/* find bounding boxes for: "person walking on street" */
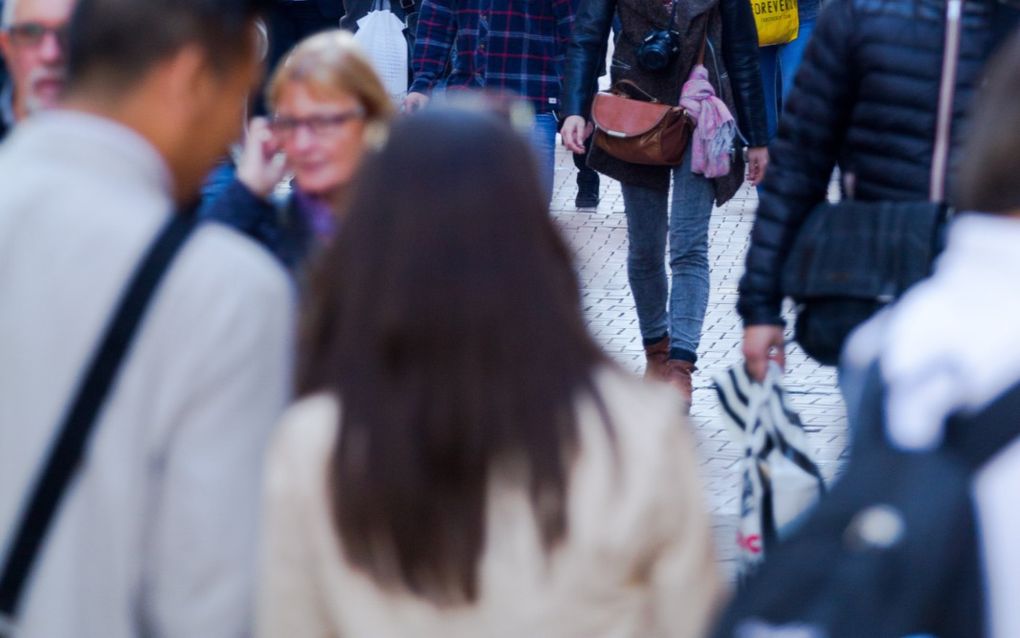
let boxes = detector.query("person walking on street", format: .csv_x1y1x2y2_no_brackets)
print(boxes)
401,0,573,199
738,0,1020,384
0,0,293,635
561,0,769,409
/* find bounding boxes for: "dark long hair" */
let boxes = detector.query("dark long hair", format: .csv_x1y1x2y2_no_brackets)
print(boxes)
297,108,611,605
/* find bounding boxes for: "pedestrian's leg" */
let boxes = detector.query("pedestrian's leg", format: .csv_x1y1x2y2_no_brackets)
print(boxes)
665,149,715,406
777,18,816,105
758,45,780,141
621,183,670,377
529,113,559,203
573,139,600,208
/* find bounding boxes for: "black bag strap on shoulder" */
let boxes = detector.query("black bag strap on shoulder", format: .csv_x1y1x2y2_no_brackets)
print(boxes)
944,378,1020,471
0,210,199,635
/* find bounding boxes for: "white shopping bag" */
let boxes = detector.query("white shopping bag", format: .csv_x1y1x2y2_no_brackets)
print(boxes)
353,0,409,104
713,362,826,581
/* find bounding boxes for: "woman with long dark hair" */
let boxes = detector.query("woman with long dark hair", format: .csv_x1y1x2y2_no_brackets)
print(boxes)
257,109,721,637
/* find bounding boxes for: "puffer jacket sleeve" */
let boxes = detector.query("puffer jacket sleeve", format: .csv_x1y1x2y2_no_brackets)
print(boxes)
561,0,616,118
736,0,857,326
719,0,768,148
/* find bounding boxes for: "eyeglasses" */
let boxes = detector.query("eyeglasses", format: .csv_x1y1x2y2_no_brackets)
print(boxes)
269,109,365,138
4,22,67,48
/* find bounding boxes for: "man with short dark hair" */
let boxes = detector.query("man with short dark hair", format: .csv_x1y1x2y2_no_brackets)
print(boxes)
0,1,292,636
0,0,75,136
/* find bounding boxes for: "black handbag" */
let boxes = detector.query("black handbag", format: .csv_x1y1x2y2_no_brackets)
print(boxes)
779,0,962,366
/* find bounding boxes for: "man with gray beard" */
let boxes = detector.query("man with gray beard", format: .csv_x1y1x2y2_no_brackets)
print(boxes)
0,0,74,137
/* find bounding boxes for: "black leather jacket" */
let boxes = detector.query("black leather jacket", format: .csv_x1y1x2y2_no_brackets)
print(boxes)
562,0,768,149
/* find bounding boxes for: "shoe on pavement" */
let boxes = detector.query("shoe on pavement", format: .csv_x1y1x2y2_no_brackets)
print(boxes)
643,336,670,381
666,359,695,413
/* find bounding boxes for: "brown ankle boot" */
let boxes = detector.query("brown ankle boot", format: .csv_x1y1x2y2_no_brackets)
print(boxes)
666,360,696,411
643,336,670,380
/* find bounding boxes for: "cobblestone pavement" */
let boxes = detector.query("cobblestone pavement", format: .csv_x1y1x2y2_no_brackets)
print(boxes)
548,146,849,578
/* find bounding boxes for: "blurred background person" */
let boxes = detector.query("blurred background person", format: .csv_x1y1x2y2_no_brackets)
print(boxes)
0,0,293,635
841,33,1020,637
202,30,394,274
739,0,1020,383
757,0,817,143
0,0,75,138
401,0,573,201
257,108,721,638
561,0,769,409
263,0,343,113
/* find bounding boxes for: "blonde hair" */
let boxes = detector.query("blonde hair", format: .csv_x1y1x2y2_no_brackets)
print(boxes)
268,30,395,125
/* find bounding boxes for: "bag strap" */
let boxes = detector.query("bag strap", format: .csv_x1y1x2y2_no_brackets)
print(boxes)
0,210,199,633
944,379,1020,471
929,0,964,203
858,359,1020,472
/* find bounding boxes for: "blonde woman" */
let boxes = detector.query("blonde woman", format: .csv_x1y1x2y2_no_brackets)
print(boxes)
203,30,394,272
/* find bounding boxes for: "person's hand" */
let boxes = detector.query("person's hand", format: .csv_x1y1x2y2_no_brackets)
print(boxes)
745,146,770,186
742,325,786,382
561,115,593,154
236,117,288,198
402,91,430,113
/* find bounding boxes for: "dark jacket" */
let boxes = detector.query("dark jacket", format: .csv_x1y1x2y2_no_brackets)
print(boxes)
737,0,1016,327
200,178,314,274
562,0,768,202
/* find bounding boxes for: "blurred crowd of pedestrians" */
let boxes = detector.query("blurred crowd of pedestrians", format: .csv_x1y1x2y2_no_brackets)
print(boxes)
0,0,1018,636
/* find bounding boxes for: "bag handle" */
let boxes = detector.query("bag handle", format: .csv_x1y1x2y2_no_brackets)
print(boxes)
929,0,964,203
0,209,199,634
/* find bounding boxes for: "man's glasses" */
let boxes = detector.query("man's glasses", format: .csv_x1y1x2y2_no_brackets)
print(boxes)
269,109,365,138
4,22,67,48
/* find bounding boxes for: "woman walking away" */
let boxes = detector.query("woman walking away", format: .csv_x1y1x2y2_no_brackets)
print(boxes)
561,0,769,411
257,108,722,638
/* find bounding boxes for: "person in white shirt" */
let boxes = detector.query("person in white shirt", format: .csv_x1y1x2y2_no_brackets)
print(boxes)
0,0,293,636
843,33,1020,638
258,108,722,638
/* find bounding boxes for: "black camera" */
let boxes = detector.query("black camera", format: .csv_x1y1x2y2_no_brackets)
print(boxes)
636,28,682,72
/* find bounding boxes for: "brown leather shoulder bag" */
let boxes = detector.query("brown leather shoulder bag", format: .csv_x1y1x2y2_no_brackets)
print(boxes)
591,80,693,166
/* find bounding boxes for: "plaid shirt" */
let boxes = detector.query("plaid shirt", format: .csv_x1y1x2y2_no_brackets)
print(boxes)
409,0,573,113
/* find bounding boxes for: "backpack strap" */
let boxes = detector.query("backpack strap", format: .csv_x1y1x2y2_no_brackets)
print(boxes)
944,379,1020,471
0,209,199,634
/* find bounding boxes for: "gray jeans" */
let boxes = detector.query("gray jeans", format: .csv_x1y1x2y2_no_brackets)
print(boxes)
620,147,715,363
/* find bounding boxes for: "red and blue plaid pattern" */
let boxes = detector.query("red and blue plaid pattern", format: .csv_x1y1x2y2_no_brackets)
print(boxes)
409,0,574,113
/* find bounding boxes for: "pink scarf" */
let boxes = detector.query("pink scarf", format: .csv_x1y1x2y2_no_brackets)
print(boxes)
679,64,735,178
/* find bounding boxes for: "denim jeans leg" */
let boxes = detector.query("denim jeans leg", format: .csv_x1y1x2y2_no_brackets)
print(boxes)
620,182,670,343
530,113,558,202
777,17,816,104
667,149,715,363
758,45,780,141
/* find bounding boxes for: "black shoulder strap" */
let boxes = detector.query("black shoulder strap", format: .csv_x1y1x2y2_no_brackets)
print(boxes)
944,379,1020,471
857,358,1020,472
0,210,199,631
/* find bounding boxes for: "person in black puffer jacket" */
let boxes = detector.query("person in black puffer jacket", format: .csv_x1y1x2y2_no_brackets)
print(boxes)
739,0,1020,382
561,0,769,410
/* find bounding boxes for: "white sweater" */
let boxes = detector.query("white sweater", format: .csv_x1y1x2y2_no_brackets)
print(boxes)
846,213,1020,638
0,111,295,637
258,368,722,638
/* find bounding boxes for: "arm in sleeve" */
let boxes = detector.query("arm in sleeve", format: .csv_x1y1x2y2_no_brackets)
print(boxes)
649,421,726,638
736,0,857,326
720,0,769,148
561,0,615,117
199,178,281,254
408,0,457,94
553,0,575,65
141,261,295,637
